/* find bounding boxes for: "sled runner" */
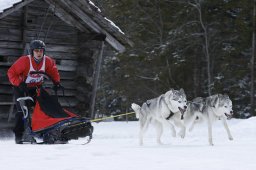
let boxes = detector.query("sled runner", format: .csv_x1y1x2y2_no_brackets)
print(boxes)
17,72,93,144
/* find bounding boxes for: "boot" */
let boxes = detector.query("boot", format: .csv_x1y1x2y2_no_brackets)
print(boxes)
15,135,23,144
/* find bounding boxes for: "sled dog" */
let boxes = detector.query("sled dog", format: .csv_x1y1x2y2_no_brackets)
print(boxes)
131,88,187,145
184,94,233,145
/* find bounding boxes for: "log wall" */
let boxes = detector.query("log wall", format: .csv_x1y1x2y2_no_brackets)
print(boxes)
0,0,103,123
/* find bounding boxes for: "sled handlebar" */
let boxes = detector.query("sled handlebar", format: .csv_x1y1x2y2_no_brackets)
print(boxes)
30,71,51,81
16,97,34,118
30,71,64,95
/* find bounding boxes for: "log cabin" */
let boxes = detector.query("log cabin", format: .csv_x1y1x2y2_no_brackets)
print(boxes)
0,0,133,127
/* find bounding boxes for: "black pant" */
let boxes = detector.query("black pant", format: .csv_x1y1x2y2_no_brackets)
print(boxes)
13,86,36,138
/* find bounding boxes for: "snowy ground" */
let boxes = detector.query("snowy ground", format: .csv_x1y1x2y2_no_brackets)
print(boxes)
0,117,256,170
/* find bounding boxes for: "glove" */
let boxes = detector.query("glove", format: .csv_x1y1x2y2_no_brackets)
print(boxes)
18,82,27,92
52,83,63,92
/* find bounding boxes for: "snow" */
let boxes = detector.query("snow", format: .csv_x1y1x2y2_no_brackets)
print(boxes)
88,0,101,13
0,117,256,170
0,0,21,13
104,17,125,34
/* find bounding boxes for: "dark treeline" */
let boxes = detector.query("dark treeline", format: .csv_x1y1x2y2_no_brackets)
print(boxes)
93,0,255,119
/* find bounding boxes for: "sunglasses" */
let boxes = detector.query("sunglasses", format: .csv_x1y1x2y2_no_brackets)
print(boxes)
33,49,44,53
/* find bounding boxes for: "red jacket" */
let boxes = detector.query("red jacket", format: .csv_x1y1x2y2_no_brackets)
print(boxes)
7,55,60,87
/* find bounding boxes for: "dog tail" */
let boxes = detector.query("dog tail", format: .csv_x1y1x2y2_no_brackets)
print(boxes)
131,103,141,119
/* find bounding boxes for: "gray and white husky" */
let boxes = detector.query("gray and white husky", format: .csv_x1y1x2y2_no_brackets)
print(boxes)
131,89,187,145
184,94,233,145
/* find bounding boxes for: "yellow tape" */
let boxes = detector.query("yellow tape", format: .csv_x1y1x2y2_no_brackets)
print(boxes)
91,111,135,122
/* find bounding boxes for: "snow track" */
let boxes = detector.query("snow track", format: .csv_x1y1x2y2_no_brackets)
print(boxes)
0,118,256,170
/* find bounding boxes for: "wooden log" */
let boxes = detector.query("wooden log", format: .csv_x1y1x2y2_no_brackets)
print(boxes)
0,48,22,56
0,20,21,27
59,71,76,80
0,10,22,18
0,62,12,67
58,97,79,107
0,67,10,76
33,86,77,97
0,106,12,114
57,64,76,71
0,102,14,105
43,80,76,89
25,26,78,35
46,45,78,53
0,41,23,49
0,27,22,35
45,51,77,59
58,0,126,52
0,35,22,42
0,95,13,103
0,122,14,128
28,0,50,9
24,36,78,46
0,56,19,63
45,0,86,31
0,80,11,85
25,21,78,32
60,60,78,66
0,114,9,119
3,10,23,17
0,0,35,19
24,29,78,40
0,86,13,94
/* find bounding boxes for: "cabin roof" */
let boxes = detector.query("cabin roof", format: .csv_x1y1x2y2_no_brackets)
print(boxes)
0,0,133,52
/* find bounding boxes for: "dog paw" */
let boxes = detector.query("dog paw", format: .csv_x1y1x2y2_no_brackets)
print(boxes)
178,131,185,138
139,139,144,146
209,138,213,146
157,140,164,145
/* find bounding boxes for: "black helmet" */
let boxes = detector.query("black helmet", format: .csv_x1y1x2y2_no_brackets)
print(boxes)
30,40,46,55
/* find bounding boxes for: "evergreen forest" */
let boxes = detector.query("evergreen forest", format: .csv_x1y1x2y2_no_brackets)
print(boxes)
93,0,256,119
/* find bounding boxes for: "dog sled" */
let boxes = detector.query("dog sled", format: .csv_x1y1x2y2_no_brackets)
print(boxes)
17,72,93,144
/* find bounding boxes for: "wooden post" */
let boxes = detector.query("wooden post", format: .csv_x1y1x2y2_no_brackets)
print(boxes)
22,6,28,54
90,41,105,119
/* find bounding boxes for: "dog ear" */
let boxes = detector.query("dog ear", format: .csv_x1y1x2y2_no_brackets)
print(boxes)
223,94,229,99
164,89,173,101
207,94,219,108
169,88,174,92
180,88,185,94
212,95,219,108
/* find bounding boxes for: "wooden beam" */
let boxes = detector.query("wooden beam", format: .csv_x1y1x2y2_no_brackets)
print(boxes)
77,0,134,48
57,0,126,52
44,0,86,32
22,6,29,55
0,0,35,19
90,41,104,119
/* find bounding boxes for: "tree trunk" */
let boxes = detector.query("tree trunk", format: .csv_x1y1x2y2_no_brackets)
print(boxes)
251,0,256,116
189,1,212,96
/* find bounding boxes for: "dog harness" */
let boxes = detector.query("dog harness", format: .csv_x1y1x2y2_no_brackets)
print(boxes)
160,96,175,120
25,55,46,85
165,111,174,120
